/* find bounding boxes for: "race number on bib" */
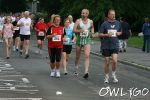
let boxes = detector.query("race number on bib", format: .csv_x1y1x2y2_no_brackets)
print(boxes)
108,29,117,37
38,31,44,36
52,35,61,42
80,30,89,37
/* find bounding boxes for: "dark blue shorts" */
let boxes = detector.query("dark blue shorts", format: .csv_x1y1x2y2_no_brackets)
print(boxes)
102,49,119,57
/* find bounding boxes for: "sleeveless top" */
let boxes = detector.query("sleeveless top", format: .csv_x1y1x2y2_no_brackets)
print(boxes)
3,24,13,38
76,18,92,46
64,26,74,45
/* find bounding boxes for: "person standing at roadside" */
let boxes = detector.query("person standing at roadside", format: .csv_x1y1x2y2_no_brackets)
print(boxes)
142,17,150,53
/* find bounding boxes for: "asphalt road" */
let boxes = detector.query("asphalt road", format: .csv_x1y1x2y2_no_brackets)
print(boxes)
0,38,149,100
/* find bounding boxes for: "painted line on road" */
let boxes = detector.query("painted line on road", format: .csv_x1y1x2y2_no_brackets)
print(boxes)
90,51,150,71
22,78,30,83
0,88,39,92
0,75,23,77
0,79,17,82
0,67,14,69
0,98,42,100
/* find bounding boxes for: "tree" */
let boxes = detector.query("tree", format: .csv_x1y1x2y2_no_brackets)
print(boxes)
36,0,150,32
1,0,28,13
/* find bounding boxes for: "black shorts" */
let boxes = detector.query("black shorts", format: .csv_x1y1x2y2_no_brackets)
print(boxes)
20,35,30,41
102,49,119,57
13,31,20,39
63,45,72,54
48,48,62,63
37,36,45,41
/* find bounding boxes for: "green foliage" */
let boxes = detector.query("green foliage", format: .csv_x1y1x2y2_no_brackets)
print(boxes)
128,36,143,48
1,0,147,33
0,0,28,12
57,0,150,32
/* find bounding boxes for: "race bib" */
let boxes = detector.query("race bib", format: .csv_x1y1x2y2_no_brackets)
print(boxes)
38,31,44,36
52,35,61,42
80,30,89,37
108,29,117,37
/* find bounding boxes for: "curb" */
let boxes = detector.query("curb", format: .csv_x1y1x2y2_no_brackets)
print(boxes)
90,51,150,71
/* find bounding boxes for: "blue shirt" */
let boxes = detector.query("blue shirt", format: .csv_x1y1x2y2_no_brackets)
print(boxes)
99,20,122,49
142,22,150,36
64,27,74,45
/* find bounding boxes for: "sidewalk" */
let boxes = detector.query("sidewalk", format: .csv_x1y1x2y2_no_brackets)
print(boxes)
90,41,150,71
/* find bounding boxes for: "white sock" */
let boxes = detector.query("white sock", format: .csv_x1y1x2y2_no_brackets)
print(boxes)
51,69,55,72
105,74,109,77
56,69,60,72
112,71,116,76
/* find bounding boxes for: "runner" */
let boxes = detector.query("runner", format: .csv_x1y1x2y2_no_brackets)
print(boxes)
2,16,14,59
46,15,64,78
97,9,122,83
62,18,76,75
12,16,20,52
0,15,4,43
17,11,32,59
68,15,74,30
34,17,47,54
118,17,132,52
47,14,55,28
142,17,150,53
73,9,94,79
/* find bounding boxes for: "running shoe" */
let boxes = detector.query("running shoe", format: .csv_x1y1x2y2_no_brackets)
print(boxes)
25,54,29,59
56,70,61,78
112,73,118,83
104,74,109,83
83,73,89,79
50,71,55,77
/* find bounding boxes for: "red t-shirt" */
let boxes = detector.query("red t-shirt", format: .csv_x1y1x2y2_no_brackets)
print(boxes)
47,21,52,28
47,26,64,48
35,22,47,36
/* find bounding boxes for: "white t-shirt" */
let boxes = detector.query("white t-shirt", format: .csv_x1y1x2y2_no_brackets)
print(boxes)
18,17,31,35
69,22,74,30
0,17,3,31
11,16,16,22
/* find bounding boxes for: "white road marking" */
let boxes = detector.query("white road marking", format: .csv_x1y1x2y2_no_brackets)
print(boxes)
0,75,23,77
0,79,17,82
0,88,39,92
22,78,30,83
0,98,42,100
5,64,11,67
0,67,14,70
4,83,13,86
56,91,63,95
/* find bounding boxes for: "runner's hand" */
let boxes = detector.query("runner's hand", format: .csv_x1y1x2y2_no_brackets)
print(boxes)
107,33,113,37
52,33,57,37
79,29,85,33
